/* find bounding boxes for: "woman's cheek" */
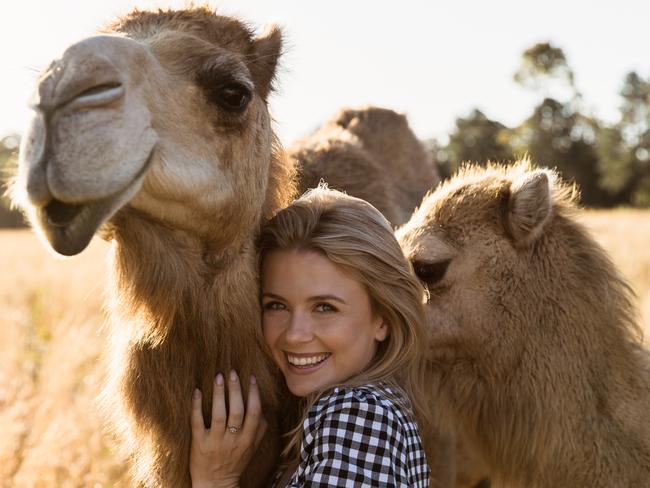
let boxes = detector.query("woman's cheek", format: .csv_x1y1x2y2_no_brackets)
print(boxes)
262,315,281,348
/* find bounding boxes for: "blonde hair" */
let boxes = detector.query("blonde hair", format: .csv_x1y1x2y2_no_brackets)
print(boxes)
259,186,434,461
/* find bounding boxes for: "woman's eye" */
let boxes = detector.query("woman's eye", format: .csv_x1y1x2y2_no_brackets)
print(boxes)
263,301,286,311
412,259,451,287
315,303,336,313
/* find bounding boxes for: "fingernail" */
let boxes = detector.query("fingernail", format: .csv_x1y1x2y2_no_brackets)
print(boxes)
215,373,224,386
250,374,257,385
230,370,238,382
193,389,200,400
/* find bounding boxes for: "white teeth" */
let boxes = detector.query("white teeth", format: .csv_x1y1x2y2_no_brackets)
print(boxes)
286,353,329,366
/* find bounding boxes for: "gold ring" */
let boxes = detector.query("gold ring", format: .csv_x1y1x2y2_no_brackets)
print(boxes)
227,425,240,434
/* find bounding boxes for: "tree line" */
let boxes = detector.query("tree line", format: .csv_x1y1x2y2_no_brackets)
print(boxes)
430,42,650,207
1,41,649,227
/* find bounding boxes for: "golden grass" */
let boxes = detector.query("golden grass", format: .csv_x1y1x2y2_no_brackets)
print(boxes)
578,209,650,344
0,231,129,488
0,209,648,486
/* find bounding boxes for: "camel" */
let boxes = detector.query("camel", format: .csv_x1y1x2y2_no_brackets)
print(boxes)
12,6,290,487
10,6,444,487
397,162,650,487
289,105,438,226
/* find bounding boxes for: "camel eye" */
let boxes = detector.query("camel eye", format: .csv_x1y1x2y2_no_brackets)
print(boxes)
196,67,252,113
216,83,251,112
412,260,450,287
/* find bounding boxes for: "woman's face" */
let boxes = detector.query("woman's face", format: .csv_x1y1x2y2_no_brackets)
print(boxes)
261,249,389,397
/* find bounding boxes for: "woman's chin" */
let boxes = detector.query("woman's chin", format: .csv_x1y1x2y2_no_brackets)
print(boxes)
285,374,331,397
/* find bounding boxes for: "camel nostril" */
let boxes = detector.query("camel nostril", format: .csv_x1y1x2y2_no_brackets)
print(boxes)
66,82,125,110
44,199,84,227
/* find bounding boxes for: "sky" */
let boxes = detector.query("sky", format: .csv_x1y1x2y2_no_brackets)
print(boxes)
1,0,649,146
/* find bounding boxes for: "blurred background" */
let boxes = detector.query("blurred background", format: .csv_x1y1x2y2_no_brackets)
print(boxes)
1,1,649,486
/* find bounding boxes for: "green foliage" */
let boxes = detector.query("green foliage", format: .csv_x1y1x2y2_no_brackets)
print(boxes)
593,72,650,206
425,44,650,208
521,98,607,205
445,109,514,170
514,42,575,100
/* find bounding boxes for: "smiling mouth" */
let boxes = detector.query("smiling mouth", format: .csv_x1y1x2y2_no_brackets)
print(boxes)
285,353,331,369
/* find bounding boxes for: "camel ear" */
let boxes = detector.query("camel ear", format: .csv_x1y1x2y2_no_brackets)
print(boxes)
507,170,553,247
250,24,282,100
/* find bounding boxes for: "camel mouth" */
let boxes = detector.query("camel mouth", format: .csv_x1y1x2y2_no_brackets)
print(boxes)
37,196,113,256
44,199,85,228
37,148,156,256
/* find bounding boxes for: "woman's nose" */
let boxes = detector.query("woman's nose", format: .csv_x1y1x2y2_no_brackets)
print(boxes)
285,313,315,344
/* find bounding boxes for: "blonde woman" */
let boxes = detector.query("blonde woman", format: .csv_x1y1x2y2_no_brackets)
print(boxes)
190,187,433,487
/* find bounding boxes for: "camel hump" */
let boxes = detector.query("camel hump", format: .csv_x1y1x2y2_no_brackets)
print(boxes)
289,106,439,226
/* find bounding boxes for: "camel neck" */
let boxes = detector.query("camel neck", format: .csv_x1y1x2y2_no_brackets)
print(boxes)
107,206,280,400
108,208,258,337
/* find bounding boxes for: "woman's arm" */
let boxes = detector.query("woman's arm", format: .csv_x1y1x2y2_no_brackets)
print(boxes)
190,371,267,488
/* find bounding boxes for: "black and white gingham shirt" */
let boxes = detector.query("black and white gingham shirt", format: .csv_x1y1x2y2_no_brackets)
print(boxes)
278,382,430,487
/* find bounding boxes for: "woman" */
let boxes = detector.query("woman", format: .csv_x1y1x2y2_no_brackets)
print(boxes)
190,187,433,487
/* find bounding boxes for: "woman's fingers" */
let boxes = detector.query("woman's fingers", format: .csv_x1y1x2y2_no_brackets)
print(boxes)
211,373,227,431
190,388,205,435
254,416,269,450
242,375,263,440
226,370,245,432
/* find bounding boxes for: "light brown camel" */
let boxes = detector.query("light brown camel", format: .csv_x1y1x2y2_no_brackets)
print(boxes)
289,105,439,226
13,7,291,487
11,6,447,487
397,162,650,487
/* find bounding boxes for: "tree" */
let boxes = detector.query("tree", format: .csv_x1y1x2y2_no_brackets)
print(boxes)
513,43,611,206
514,42,576,101
597,71,650,206
445,109,514,172
517,98,607,206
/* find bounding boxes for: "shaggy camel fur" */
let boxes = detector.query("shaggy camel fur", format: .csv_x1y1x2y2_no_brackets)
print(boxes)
14,7,292,487
289,105,439,225
397,162,650,487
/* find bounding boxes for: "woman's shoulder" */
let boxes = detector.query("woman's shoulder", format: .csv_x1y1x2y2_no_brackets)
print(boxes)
307,381,415,434
293,382,430,487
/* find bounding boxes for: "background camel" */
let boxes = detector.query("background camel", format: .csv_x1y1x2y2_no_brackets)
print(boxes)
397,162,650,487
289,105,438,226
10,6,445,487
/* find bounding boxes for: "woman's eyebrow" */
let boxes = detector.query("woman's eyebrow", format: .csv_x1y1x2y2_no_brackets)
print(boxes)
261,292,285,300
309,294,347,305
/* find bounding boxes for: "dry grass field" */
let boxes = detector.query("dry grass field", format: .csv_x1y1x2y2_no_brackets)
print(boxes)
0,209,648,487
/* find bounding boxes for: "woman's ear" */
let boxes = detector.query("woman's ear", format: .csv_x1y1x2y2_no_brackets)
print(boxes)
374,318,390,342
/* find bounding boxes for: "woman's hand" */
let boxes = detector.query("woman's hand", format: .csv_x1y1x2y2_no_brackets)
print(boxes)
190,370,267,488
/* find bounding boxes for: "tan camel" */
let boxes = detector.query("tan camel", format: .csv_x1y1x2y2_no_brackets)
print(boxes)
13,6,292,487
289,105,439,225
397,162,650,487
11,6,446,487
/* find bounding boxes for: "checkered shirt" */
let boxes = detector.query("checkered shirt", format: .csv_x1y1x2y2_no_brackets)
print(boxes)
280,382,430,487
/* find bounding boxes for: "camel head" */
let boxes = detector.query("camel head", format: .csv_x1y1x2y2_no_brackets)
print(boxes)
397,161,639,382
12,7,284,256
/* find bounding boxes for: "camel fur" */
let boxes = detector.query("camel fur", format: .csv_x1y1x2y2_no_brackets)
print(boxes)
289,105,439,226
397,162,650,488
